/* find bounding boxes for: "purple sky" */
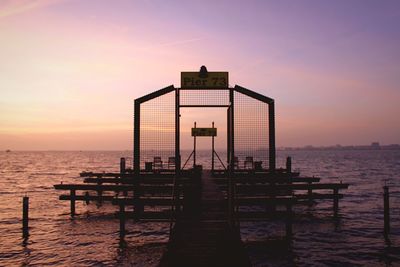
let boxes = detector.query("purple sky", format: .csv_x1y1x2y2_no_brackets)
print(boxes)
0,0,399,150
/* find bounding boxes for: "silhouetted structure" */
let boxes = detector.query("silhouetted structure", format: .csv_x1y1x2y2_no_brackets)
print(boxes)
54,67,349,266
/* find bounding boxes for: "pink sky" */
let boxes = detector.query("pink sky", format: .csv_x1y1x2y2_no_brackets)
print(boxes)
0,0,399,150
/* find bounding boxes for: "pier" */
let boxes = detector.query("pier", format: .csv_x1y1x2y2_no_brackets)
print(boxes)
53,67,350,265
54,165,349,264
159,170,251,267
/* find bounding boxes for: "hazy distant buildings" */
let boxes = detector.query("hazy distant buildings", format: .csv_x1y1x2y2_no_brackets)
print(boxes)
370,142,380,149
278,142,400,151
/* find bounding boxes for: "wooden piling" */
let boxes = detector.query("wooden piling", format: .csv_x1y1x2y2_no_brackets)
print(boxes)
119,204,126,238
70,189,76,217
285,202,293,237
333,188,339,216
22,196,29,237
286,156,292,173
120,157,126,175
85,191,90,205
308,181,312,203
384,186,390,235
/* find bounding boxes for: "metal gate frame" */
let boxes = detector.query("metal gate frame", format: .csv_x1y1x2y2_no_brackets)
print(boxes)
133,85,275,176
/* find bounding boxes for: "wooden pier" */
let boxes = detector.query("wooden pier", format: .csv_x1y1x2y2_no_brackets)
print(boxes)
54,162,349,265
52,70,352,265
159,170,251,267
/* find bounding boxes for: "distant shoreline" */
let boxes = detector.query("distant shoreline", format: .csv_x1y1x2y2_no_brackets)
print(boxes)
3,145,400,152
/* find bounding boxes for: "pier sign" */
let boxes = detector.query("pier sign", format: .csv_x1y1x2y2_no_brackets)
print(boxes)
192,127,217,137
181,72,228,89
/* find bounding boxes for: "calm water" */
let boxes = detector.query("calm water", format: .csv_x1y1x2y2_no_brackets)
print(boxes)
1,150,400,266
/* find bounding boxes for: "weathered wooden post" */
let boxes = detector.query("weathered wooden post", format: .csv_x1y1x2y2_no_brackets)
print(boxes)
308,181,313,203
333,188,339,217
285,202,293,237
286,156,292,173
70,189,76,217
85,191,90,205
22,196,29,238
384,186,390,235
119,204,126,238
120,157,126,175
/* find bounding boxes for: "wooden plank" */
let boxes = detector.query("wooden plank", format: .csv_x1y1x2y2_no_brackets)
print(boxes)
83,177,190,185
54,184,174,191
237,211,292,220
235,197,295,205
113,197,182,206
295,193,344,200
234,194,344,205
234,183,349,191
59,195,115,201
80,171,177,178
119,211,174,220
213,176,321,184
159,170,251,267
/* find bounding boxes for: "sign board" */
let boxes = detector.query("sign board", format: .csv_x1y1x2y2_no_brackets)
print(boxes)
191,128,217,137
181,72,228,89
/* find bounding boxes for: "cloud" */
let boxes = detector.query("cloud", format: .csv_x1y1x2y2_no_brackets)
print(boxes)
0,0,65,19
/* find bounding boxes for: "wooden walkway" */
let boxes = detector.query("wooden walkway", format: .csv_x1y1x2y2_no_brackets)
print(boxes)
159,170,251,267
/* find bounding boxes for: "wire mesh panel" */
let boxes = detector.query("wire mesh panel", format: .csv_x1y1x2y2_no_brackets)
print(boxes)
138,91,175,170
180,89,229,106
234,90,269,170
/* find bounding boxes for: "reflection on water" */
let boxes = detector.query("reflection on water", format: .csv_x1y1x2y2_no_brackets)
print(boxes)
0,150,400,266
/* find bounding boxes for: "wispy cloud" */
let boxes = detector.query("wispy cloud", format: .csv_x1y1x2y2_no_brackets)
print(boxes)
138,37,205,52
0,0,65,19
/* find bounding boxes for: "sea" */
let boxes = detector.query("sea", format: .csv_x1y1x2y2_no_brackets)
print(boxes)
1,150,400,266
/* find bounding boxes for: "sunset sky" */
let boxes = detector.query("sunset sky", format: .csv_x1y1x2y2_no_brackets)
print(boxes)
0,0,399,150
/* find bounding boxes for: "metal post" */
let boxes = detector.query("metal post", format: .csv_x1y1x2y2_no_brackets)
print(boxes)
22,196,29,238
193,122,197,168
71,189,76,217
268,101,276,173
134,100,140,176
175,87,181,212
227,107,231,166
228,88,235,227
120,157,126,176
134,100,142,217
384,186,390,235
212,121,215,172
286,156,292,173
175,88,180,175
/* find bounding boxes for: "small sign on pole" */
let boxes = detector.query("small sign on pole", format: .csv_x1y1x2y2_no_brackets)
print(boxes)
192,128,217,137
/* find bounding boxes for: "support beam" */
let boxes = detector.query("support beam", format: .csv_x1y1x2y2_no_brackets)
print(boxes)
193,122,197,168
333,188,339,216
384,186,390,235
134,99,142,217
70,189,76,217
134,100,140,176
175,87,181,212
212,122,215,172
285,202,293,238
120,157,126,176
268,101,276,173
228,88,235,227
119,204,126,238
22,196,29,238
286,157,292,173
